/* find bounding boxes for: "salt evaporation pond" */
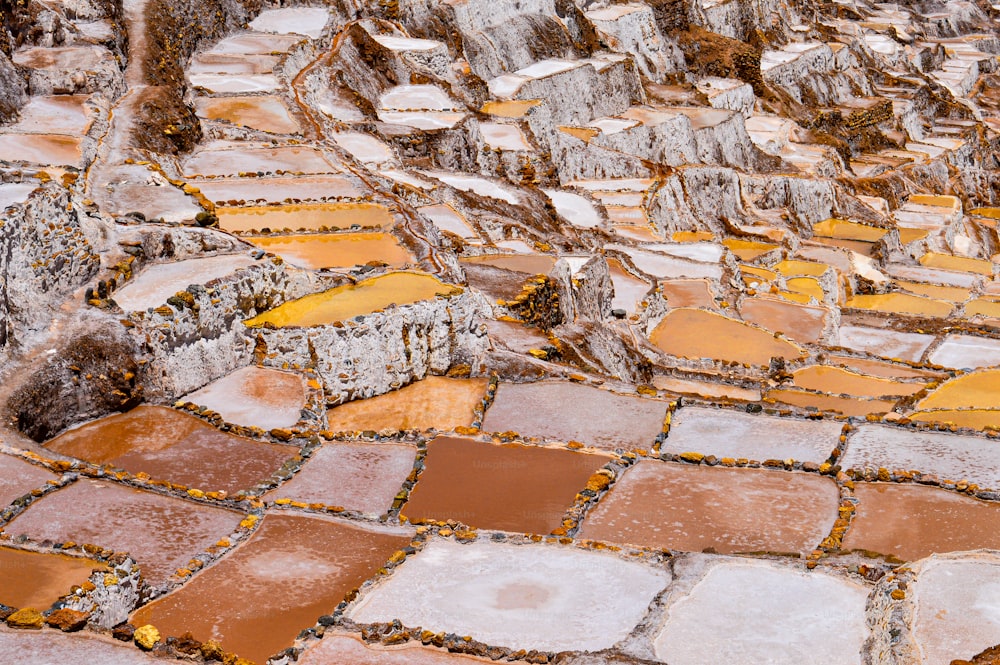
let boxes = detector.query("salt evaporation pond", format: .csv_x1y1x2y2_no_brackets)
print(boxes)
650,308,804,365
297,633,499,664
245,272,462,328
326,376,487,432
247,232,414,270
262,442,416,517
111,254,255,312
0,547,102,610
401,436,608,533
0,454,57,506
182,366,306,430
217,202,394,233
653,559,868,665
195,175,363,205
928,334,1000,369
45,405,296,494
0,625,165,664
6,479,242,585
578,460,839,555
348,539,670,652
194,96,300,134
132,513,411,664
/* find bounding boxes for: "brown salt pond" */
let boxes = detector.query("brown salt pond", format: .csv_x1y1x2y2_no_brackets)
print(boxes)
5,479,242,585
263,442,415,516
326,376,487,432
907,409,1000,431
738,296,829,344
790,365,926,398
194,175,363,205
844,483,1000,562
246,232,414,270
0,454,56,507
182,366,306,430
297,633,502,664
481,381,669,452
0,134,82,166
401,436,607,534
131,513,411,664
217,202,394,233
194,96,300,134
660,279,716,309
649,308,804,366
245,272,462,328
0,547,102,610
45,406,297,494
578,461,839,555
763,387,896,417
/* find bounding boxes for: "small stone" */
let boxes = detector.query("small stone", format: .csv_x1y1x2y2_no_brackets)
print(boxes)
45,608,89,632
6,608,44,629
112,622,135,641
134,624,160,650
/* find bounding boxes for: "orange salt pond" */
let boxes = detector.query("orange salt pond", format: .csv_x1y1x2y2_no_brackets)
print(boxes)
721,238,777,261
0,454,56,507
0,135,82,167
459,254,556,275
326,376,487,432
844,292,954,318
917,368,1000,411
812,218,887,242
263,442,416,517
194,96,300,134
660,279,716,309
45,406,296,494
131,513,411,664
738,296,829,344
0,547,102,610
895,280,970,303
195,175,363,205
182,366,306,430
6,479,242,585
217,202,394,233
245,272,462,328
246,233,414,270
763,387,896,417
826,355,942,380
578,461,839,555
649,308,804,366
400,436,607,534
790,366,926,397
481,381,669,451
844,483,1000,562
907,409,1000,431
919,252,994,276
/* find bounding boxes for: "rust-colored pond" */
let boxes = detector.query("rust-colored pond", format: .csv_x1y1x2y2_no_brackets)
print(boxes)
401,436,608,534
578,460,839,555
649,308,804,366
45,406,296,494
0,547,102,610
131,513,411,664
843,483,1000,562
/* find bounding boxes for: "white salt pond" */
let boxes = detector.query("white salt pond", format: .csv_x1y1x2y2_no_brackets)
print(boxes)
543,189,602,228
182,366,306,430
421,172,520,205
653,559,868,665
0,625,163,664
928,334,1000,370
184,144,339,177
418,204,478,240
663,406,841,463
837,325,935,363
188,73,281,94
840,424,1000,488
348,539,669,652
112,254,255,311
911,553,1000,665
248,8,330,39
0,183,36,209
480,124,532,151
333,133,397,165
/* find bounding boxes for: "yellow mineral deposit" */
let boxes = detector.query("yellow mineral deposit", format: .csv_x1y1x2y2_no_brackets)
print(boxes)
918,252,994,276
245,272,462,327
811,218,888,242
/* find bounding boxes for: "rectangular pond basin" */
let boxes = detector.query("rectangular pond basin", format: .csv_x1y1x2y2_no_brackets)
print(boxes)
111,254,255,312
217,203,393,233
662,406,841,463
0,454,57,507
0,547,102,611
296,633,501,664
844,483,1000,562
738,296,830,344
578,460,839,555
5,479,242,585
183,145,339,177
246,232,415,270
348,538,670,653
763,387,897,417
45,406,297,495
131,513,412,664
194,96,300,134
836,325,934,363
245,272,462,328
400,436,608,534
0,624,165,664
182,366,306,430
326,376,488,433
653,559,868,665
649,308,805,366
0,134,82,167
841,424,1000,489
263,442,416,516
929,334,1000,370
481,381,669,452
7,95,94,134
